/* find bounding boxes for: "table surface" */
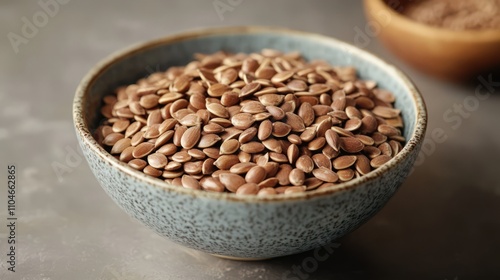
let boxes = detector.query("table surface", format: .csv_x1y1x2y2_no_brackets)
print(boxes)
1,1,500,279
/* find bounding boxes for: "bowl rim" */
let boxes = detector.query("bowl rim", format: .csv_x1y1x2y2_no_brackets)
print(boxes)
365,0,500,40
73,26,427,202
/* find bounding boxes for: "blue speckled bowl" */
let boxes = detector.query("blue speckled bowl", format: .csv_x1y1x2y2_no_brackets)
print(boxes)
73,27,427,260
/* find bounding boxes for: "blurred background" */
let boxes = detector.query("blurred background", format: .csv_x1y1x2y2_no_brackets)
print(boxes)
1,0,499,279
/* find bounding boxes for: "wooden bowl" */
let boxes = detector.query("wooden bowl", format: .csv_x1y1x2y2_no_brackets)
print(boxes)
364,0,500,81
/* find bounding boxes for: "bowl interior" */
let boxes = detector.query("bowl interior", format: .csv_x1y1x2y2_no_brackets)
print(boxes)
84,29,419,143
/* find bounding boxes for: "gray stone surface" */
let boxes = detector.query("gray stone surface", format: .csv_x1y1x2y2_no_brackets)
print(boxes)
0,0,499,279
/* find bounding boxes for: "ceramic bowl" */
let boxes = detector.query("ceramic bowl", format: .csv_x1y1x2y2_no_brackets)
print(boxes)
73,26,427,259
364,0,500,81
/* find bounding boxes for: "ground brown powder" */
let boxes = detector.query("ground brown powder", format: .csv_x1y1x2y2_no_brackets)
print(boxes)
401,0,500,30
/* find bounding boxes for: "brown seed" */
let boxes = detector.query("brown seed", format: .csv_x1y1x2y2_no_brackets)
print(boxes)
378,124,400,137
344,118,362,131
172,75,192,93
162,170,184,179
203,123,225,134
258,120,273,140
257,177,279,189
258,188,277,196
363,146,382,158
308,137,326,151
238,151,252,163
263,162,279,177
241,101,266,114
287,134,302,145
219,173,246,192
119,146,135,162
128,158,147,170
125,122,142,138
170,177,182,187
303,177,322,190
178,114,201,127
355,134,375,146
285,112,306,132
331,126,354,138
144,124,161,139
338,169,355,181
272,122,292,137
359,115,378,134
258,94,284,107
220,91,240,107
372,132,388,145
284,186,306,194
298,102,315,126
230,162,257,174
312,167,339,183
202,158,215,175
112,120,130,133
289,168,305,186
379,142,393,157
269,152,288,163
371,155,392,168
143,165,162,177
157,143,177,156
300,127,316,142
356,96,375,109
159,119,178,134
172,151,191,163
340,137,364,153
296,155,314,173
276,164,293,185
180,126,201,149
208,83,230,97
198,134,221,148
206,103,229,118
181,175,201,190
103,132,125,146
287,79,308,91
184,161,203,175
231,113,255,130
147,153,168,169
312,153,331,169
271,70,295,83
189,93,207,110
236,183,259,195
132,142,155,158
165,161,182,171
214,155,240,170
287,144,299,164
372,106,401,118
200,177,225,192
239,82,261,97
239,127,258,143
188,149,206,160
245,166,267,184
333,155,357,170
111,138,131,154
159,92,183,105
260,139,281,153
140,94,160,109
220,139,240,155
355,155,371,175
324,129,340,151
203,147,220,159
240,142,265,154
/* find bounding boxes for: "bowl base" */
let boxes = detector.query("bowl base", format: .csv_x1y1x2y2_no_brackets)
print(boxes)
210,253,272,261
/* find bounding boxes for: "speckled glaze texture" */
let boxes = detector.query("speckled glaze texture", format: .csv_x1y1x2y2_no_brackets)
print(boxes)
73,27,427,259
